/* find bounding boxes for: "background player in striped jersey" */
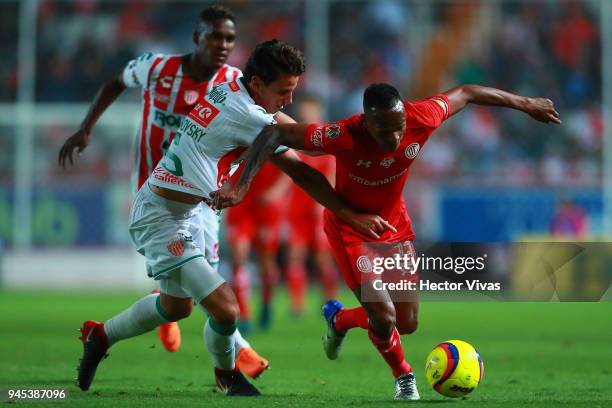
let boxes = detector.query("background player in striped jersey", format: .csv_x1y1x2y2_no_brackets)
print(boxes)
213,83,561,400
285,95,338,316
57,5,267,379
226,163,290,332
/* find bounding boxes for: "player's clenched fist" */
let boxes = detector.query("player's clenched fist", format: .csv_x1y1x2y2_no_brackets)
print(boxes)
58,129,90,168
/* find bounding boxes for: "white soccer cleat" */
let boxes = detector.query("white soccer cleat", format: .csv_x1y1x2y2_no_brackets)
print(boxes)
394,373,420,401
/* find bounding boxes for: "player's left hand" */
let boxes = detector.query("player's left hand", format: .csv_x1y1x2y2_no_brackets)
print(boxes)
524,98,562,124
210,185,247,210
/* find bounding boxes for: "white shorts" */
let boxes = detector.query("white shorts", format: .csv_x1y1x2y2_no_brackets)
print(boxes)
129,183,210,280
192,204,221,270
159,256,224,303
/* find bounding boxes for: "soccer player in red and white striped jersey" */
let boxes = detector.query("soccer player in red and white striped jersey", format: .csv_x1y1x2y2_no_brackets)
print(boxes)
59,5,267,381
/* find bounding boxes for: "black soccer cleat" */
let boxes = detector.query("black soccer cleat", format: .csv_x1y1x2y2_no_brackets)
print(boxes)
77,320,110,391
215,368,261,397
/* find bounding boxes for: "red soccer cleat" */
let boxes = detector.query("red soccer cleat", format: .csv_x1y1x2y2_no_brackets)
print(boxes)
77,320,109,391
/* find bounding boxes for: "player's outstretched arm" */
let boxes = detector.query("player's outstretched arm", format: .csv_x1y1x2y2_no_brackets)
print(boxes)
270,150,396,239
443,84,562,124
58,73,127,168
210,124,396,239
211,123,310,206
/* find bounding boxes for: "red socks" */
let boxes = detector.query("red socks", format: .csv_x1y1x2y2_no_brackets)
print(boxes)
368,327,412,377
232,266,251,320
319,264,338,299
333,306,369,332
286,263,307,313
334,305,412,378
260,264,278,305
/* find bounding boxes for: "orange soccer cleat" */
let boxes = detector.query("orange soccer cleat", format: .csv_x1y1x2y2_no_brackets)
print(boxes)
157,321,181,352
151,289,181,352
235,347,270,379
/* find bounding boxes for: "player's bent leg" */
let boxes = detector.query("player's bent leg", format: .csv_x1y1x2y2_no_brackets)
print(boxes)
286,244,308,316
361,296,418,400
197,303,270,379
394,301,419,335
315,250,339,300
150,288,187,353
201,284,260,397
178,258,260,396
258,254,278,330
77,291,182,391
230,239,253,334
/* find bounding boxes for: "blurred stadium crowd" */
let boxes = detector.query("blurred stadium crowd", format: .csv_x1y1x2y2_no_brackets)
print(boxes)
0,0,602,188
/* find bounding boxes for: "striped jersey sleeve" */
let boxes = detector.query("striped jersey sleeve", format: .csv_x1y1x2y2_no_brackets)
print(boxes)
122,53,162,88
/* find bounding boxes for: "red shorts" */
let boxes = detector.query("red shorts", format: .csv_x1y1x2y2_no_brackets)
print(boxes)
226,200,283,255
323,210,415,290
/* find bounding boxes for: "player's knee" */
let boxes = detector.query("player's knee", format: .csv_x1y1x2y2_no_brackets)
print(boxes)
368,306,396,336
163,302,193,322
397,318,418,335
211,303,240,327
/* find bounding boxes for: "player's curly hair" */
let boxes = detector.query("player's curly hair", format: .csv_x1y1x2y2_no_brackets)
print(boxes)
243,39,305,85
196,5,235,32
363,83,403,111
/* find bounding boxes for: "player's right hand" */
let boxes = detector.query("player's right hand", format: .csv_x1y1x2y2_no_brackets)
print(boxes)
343,212,397,240
209,185,247,211
58,129,90,168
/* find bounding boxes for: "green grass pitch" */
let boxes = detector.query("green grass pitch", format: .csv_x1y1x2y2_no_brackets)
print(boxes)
1,290,610,407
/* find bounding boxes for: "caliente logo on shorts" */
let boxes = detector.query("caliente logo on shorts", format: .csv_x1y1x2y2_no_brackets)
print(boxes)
356,255,373,273
405,143,420,159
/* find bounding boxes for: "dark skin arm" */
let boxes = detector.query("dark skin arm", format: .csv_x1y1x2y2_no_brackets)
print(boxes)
58,73,127,167
443,84,562,124
210,126,396,239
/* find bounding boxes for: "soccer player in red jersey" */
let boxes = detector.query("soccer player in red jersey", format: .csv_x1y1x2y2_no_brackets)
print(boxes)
58,6,267,379
226,163,290,331
286,96,338,314
212,83,561,400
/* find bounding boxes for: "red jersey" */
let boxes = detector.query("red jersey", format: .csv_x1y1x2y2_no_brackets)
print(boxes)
122,53,241,190
304,94,451,241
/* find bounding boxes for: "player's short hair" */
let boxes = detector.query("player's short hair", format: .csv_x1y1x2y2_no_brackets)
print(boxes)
196,5,235,33
243,39,305,85
363,83,403,111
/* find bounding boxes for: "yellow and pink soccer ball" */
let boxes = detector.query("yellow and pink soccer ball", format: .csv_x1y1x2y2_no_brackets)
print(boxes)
425,339,484,398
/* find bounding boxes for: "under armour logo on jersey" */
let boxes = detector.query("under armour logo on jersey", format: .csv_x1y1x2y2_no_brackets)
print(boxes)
357,160,372,168
405,143,420,159
380,157,395,168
